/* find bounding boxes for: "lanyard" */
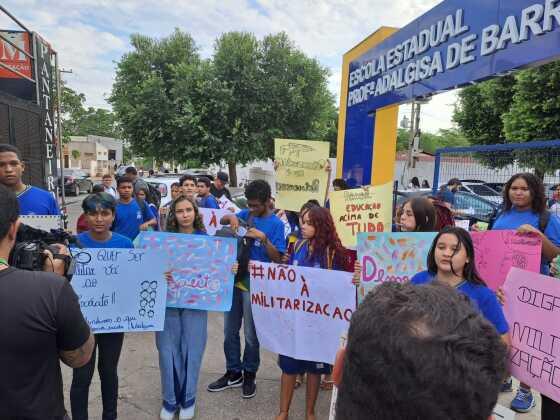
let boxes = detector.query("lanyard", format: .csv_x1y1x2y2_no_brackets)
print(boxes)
0,258,8,266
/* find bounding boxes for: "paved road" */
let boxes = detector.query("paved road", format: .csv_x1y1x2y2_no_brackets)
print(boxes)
62,198,540,419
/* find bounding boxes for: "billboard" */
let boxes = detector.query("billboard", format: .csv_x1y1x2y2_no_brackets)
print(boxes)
0,31,33,100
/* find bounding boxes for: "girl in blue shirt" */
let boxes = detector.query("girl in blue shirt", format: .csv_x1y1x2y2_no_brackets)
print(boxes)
157,196,237,420
410,227,509,339
490,173,560,415
276,206,360,420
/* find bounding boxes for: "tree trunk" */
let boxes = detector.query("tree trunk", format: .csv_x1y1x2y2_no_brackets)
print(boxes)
228,161,238,187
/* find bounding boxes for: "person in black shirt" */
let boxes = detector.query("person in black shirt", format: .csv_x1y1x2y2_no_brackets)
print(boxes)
210,171,232,200
0,184,94,419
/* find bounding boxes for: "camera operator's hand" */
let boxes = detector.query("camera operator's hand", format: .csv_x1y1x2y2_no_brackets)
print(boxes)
43,244,69,276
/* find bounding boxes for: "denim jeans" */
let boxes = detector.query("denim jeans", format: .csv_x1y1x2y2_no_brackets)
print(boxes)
223,287,260,373
70,332,124,420
156,308,208,411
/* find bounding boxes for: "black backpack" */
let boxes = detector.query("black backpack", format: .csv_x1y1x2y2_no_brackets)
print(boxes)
215,216,254,282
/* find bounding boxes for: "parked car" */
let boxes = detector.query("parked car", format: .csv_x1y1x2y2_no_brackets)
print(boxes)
483,182,504,193
144,177,178,207
395,189,499,226
62,169,93,196
457,181,502,205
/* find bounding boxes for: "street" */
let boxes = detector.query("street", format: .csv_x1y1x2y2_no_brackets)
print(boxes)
62,198,538,419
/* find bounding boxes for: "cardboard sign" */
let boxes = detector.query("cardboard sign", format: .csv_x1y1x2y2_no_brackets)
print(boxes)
329,183,393,248
454,219,470,231
216,196,240,213
274,138,330,212
472,230,542,290
71,248,167,333
357,232,437,303
503,267,560,404
250,262,355,364
198,207,231,236
136,232,237,311
19,215,62,231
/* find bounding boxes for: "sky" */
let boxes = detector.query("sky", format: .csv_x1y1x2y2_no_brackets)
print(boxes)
0,0,457,133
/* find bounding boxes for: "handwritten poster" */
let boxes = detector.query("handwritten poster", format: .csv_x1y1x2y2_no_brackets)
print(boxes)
503,268,560,404
20,215,62,231
250,261,355,364
216,196,240,213
136,231,237,311
471,230,541,290
357,232,436,303
71,248,167,333
198,207,231,236
329,183,393,248
274,138,330,212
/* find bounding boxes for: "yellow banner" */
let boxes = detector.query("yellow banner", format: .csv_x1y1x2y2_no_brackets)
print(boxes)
274,139,330,212
329,183,393,248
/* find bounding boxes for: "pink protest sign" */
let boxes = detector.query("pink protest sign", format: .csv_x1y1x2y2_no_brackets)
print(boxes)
471,231,541,291
503,267,560,404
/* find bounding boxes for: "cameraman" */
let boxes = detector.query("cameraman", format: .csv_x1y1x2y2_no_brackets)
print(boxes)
0,184,94,419
0,143,60,215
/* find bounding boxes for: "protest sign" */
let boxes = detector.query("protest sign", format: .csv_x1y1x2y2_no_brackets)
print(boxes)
20,215,62,230
198,207,231,236
216,196,240,213
250,261,355,364
471,230,541,291
71,248,167,333
454,219,470,231
357,232,436,303
492,405,515,420
329,183,393,248
503,267,560,404
274,138,330,211
136,231,237,311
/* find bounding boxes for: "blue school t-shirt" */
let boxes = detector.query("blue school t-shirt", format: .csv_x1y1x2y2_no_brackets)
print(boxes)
113,199,153,240
198,195,220,209
17,186,60,215
76,232,134,249
237,209,286,262
410,271,509,335
289,239,343,271
492,208,560,275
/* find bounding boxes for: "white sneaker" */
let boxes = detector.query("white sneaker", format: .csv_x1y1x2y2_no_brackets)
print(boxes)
160,406,176,420
179,404,195,419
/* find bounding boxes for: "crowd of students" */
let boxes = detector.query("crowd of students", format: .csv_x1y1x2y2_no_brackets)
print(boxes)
1,138,560,420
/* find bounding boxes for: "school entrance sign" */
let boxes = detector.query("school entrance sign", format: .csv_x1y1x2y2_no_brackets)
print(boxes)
337,0,560,187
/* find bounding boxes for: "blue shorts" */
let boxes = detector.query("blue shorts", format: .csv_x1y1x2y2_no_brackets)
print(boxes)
278,354,332,375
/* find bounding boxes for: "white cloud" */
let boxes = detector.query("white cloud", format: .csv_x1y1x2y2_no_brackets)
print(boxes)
1,0,456,130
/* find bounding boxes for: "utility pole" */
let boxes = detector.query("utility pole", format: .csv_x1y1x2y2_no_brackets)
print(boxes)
400,98,430,188
55,63,72,227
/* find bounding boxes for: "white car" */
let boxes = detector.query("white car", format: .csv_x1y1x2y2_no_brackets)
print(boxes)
459,182,503,205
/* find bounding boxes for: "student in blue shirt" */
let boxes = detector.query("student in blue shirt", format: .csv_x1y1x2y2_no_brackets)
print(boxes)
196,176,219,209
276,206,360,420
0,143,60,215
70,192,133,420
489,173,560,415
410,227,509,338
112,176,155,240
136,185,160,230
208,180,286,399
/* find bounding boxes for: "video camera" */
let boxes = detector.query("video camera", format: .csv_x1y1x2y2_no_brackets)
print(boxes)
10,224,79,281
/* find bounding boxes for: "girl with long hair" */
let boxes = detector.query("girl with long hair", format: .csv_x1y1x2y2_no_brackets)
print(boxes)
490,173,560,416
276,206,360,420
157,196,236,420
397,197,437,232
410,226,509,340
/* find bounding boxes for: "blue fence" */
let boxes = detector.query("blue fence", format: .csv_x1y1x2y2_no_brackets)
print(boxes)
432,140,560,201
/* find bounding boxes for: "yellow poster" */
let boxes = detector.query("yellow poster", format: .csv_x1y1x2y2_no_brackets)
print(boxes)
329,183,393,248
274,139,330,212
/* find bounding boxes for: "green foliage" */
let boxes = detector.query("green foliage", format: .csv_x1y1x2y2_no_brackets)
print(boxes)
109,30,337,178
396,128,469,154
60,84,121,142
454,64,560,176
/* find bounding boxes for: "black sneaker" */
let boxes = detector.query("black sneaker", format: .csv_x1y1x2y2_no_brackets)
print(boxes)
207,370,243,392
242,371,256,399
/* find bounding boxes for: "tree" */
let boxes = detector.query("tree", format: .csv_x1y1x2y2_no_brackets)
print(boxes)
503,62,560,178
454,65,560,177
110,30,337,185
71,150,80,160
59,84,121,142
110,29,203,162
